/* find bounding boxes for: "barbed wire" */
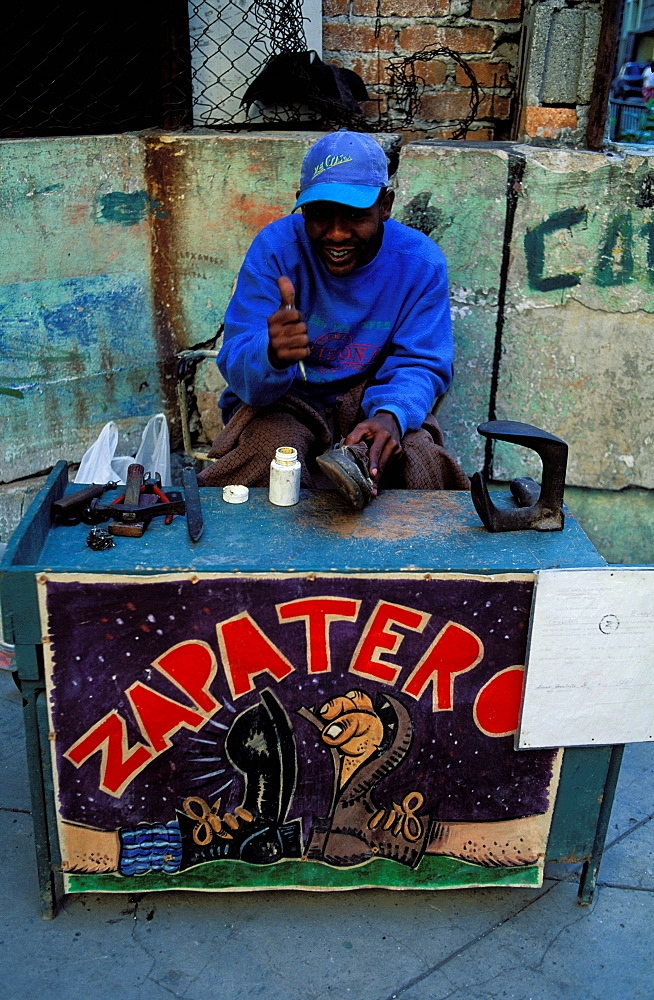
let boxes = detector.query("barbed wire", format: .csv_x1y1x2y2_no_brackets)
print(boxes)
377,47,481,138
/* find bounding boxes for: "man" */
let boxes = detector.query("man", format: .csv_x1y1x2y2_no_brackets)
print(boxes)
198,129,468,504
643,60,654,107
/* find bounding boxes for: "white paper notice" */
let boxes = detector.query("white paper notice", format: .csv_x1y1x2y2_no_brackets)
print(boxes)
518,567,654,749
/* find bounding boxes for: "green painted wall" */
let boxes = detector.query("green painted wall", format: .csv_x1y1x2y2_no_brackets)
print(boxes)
0,133,317,481
0,133,652,562
0,137,164,481
394,141,509,474
144,133,316,348
495,146,654,491
564,485,654,565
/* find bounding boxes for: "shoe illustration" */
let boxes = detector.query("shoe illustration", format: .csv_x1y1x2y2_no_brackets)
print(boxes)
178,689,302,868
299,691,433,869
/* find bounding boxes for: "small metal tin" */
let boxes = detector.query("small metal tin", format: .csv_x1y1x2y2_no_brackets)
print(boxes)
223,484,249,504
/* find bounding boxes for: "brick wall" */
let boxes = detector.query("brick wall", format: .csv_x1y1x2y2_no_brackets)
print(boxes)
323,0,524,139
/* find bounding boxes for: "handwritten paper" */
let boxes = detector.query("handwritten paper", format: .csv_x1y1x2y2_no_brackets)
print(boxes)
518,568,654,749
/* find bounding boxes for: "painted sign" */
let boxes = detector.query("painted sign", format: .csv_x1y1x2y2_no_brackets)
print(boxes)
40,572,561,894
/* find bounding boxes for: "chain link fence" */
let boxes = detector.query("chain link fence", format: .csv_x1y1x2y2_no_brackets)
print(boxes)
188,1,479,135
1,1,191,138
2,0,479,138
190,0,308,127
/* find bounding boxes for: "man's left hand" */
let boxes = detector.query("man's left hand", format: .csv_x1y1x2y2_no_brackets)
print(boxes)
344,411,402,495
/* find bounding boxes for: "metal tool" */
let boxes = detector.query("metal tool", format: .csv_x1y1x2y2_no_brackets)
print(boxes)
52,481,118,525
470,420,568,533
86,527,115,551
182,466,204,542
284,301,307,381
86,464,186,537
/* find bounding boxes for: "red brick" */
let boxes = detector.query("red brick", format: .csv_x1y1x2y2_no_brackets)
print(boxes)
348,55,386,85
397,128,429,141
353,0,448,14
456,60,512,88
324,24,396,53
413,59,448,86
429,126,458,139
520,106,577,137
329,55,383,88
419,89,511,122
430,125,495,140
361,97,388,118
464,127,495,140
398,25,494,54
323,0,349,14
478,92,512,119
420,91,477,120
430,126,468,139
471,0,522,19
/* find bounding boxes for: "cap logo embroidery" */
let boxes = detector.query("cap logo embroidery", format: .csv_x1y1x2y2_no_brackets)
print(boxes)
311,153,354,180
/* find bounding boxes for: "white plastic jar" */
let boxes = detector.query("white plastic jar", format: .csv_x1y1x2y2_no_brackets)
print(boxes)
269,446,301,506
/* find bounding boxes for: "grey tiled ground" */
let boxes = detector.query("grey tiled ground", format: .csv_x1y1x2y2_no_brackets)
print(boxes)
1,669,652,1000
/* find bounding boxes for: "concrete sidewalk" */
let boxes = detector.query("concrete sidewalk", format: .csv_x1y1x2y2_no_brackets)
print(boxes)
1,667,651,1000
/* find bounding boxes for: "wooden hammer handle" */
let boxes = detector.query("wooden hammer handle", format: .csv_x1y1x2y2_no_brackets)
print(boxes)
124,464,145,507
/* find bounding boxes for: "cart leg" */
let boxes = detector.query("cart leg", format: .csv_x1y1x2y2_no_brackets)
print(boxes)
577,744,625,906
20,681,60,917
36,690,65,914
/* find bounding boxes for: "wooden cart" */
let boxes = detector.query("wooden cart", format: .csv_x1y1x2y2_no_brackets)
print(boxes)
1,463,622,917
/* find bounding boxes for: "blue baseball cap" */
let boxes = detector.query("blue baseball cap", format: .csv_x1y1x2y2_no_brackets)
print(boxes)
294,130,389,211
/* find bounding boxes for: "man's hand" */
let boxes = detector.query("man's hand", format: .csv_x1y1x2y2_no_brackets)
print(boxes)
344,411,402,494
267,276,309,369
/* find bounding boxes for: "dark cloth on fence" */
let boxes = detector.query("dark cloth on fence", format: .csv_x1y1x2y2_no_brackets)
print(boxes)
197,382,469,492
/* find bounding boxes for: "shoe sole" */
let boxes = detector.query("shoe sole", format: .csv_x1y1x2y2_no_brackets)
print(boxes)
316,451,371,510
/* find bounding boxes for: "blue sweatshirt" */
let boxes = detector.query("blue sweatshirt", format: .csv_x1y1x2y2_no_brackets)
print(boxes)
218,214,453,436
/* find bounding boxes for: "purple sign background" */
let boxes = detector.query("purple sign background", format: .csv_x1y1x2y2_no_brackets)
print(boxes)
44,573,557,849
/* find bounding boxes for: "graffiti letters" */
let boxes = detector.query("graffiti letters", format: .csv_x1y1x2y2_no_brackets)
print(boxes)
400,191,451,238
524,208,586,292
526,208,654,291
594,214,635,287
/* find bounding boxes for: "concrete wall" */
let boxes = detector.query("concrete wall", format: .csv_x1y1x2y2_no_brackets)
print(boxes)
496,145,654,492
0,133,315,482
517,0,604,145
1,132,652,563
394,141,509,473
0,136,163,480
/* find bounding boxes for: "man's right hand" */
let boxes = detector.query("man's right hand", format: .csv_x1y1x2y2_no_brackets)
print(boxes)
267,276,309,369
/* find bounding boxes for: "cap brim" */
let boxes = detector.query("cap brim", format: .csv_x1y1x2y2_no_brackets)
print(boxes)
294,183,382,212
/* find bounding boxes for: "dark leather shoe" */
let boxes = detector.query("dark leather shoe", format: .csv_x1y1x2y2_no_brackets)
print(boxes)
178,688,303,868
177,811,303,868
316,442,374,510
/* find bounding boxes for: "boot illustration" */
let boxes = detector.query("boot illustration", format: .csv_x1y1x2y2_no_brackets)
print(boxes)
299,690,433,869
178,688,302,867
